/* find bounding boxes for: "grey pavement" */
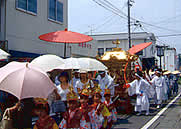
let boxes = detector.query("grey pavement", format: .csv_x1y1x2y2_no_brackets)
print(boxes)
112,85,181,129
149,95,181,129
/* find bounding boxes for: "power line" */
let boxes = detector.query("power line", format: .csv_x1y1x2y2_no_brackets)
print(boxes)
139,20,181,33
102,0,180,33
102,0,128,17
154,14,181,25
83,14,117,34
92,0,127,19
91,0,181,33
156,34,181,37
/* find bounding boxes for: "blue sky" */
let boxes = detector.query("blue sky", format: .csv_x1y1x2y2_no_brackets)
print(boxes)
68,0,181,53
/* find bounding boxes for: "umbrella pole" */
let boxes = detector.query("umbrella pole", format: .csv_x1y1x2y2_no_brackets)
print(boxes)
64,43,66,59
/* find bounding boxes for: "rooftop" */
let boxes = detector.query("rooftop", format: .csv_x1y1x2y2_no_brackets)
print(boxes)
90,32,156,41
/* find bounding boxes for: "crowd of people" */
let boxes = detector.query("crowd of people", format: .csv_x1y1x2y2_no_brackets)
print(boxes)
127,68,179,116
45,69,116,129
0,66,180,129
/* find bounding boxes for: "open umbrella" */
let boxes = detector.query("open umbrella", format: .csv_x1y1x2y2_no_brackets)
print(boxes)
31,54,65,72
172,70,180,75
78,58,107,71
0,62,56,99
163,70,171,75
39,28,93,58
128,42,152,55
55,57,80,70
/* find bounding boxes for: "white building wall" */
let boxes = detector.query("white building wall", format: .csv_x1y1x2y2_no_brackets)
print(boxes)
71,33,156,58
164,49,176,71
6,0,68,57
156,49,176,71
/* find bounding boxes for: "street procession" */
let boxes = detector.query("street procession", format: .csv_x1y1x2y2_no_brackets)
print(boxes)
0,47,180,129
0,0,181,129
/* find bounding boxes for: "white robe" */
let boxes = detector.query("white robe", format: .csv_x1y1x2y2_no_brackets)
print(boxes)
70,77,80,93
161,76,168,101
96,74,114,96
151,76,164,104
128,78,151,112
75,79,94,98
75,79,94,90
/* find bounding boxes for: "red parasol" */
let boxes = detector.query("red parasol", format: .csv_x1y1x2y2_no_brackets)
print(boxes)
128,42,152,55
39,28,93,58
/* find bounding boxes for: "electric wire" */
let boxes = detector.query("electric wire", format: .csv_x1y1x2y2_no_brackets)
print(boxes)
91,0,181,33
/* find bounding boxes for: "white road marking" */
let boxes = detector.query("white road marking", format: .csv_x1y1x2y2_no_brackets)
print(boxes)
141,92,181,129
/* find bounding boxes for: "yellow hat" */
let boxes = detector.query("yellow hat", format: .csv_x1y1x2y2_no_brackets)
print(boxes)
81,88,90,96
94,86,102,94
67,91,78,101
104,89,111,95
34,98,48,105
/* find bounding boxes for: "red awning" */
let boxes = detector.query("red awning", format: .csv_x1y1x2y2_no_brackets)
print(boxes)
128,42,152,55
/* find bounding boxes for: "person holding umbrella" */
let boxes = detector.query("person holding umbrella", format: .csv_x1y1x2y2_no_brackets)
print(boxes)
50,71,70,115
56,71,70,106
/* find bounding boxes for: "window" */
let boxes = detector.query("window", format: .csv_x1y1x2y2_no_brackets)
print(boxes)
48,0,63,23
98,48,104,56
106,48,113,52
16,0,37,14
136,50,143,56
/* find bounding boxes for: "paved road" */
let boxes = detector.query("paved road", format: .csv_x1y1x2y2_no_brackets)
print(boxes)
149,95,181,129
112,86,181,129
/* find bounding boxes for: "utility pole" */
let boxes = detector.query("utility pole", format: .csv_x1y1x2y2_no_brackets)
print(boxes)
128,0,131,48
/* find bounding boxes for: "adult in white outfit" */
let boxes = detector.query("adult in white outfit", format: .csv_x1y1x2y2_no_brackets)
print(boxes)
96,71,114,97
150,70,164,108
48,71,70,114
127,71,152,115
70,70,80,93
75,69,94,96
161,72,168,102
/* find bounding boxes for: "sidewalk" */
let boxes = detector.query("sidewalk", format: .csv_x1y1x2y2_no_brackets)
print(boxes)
150,95,181,129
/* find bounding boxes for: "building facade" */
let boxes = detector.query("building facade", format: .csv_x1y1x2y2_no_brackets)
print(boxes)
177,54,181,71
155,47,177,71
0,0,68,59
71,32,156,70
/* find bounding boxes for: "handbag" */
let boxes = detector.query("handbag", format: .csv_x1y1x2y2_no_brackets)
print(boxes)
52,100,66,113
0,108,13,129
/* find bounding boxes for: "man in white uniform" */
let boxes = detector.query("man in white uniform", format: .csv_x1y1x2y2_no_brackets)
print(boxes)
127,71,152,115
96,71,114,98
161,71,168,102
70,70,80,93
150,70,164,108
